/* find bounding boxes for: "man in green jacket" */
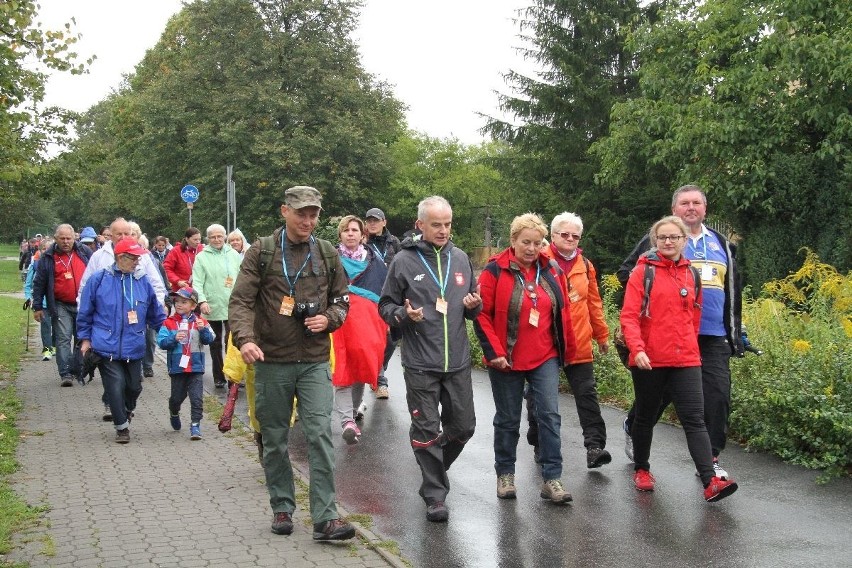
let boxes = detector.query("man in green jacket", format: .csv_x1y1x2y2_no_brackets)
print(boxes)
228,185,355,541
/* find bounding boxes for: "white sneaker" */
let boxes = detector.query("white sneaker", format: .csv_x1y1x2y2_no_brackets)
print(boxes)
713,458,729,479
355,402,367,422
42,347,52,361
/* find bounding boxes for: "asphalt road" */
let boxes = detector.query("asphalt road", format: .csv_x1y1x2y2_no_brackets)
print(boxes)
207,351,852,568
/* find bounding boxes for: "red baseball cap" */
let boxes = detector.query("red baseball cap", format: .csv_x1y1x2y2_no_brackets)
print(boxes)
114,237,149,257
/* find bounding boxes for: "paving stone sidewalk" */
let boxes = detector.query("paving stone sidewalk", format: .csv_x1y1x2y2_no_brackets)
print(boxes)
6,339,395,567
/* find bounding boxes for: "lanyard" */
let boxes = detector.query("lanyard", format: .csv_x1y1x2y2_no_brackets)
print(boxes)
370,243,386,262
516,262,541,308
57,253,72,271
121,274,135,309
415,247,451,298
280,232,313,297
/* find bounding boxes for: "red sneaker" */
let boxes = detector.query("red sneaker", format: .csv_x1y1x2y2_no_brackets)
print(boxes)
633,469,656,492
704,476,738,502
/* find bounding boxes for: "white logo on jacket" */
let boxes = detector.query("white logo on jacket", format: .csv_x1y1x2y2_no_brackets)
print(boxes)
413,274,426,282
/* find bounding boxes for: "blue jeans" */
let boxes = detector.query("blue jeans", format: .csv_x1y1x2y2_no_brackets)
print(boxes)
99,358,143,430
40,315,54,350
489,357,562,480
52,301,80,377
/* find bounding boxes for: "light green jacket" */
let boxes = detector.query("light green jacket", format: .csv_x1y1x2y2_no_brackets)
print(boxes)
191,244,243,321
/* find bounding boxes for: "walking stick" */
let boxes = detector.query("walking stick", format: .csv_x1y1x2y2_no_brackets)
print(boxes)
23,302,31,352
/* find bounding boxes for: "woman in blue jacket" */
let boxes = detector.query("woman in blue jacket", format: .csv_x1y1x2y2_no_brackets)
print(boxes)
77,238,166,444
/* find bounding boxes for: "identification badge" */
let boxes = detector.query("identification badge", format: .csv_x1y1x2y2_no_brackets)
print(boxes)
279,295,295,316
224,276,233,288
64,272,73,279
701,265,713,281
127,310,138,324
568,291,580,303
179,354,190,369
435,298,448,314
529,308,540,327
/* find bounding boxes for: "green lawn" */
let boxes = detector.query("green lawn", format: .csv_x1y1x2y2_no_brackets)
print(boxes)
0,254,24,294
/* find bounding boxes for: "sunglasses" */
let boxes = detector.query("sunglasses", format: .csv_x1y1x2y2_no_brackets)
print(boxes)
555,232,581,241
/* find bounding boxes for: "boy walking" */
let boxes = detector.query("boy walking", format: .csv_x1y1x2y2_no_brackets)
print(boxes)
157,287,215,440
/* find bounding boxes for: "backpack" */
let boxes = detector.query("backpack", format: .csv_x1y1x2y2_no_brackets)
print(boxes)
614,263,701,368
257,234,338,282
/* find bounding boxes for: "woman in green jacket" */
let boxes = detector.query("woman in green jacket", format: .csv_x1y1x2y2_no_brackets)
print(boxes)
192,224,243,388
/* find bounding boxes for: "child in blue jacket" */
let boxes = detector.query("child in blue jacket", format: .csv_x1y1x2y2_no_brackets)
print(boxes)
157,287,215,440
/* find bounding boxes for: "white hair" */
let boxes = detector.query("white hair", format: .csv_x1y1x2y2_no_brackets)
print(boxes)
550,212,584,235
417,195,452,221
206,223,227,237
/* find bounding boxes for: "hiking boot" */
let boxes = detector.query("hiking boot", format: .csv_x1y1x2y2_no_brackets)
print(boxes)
115,428,130,444
60,375,74,387
587,447,612,469
355,402,367,422
170,413,182,431
497,473,517,499
540,479,572,504
42,347,52,361
190,423,202,440
376,385,389,399
271,512,293,535
623,418,634,462
313,518,356,540
102,404,112,422
342,420,361,445
426,502,449,522
143,368,154,378
633,468,655,492
704,476,738,502
254,431,264,462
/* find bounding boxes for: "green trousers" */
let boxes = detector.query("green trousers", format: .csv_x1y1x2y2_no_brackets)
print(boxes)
254,361,338,523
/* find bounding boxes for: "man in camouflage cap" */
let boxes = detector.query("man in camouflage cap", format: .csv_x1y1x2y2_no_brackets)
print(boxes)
229,185,355,540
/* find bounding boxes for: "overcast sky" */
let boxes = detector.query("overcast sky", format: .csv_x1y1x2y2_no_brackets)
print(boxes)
37,0,536,144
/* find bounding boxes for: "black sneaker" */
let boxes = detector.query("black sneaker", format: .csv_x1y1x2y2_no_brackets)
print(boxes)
426,502,449,522
587,447,612,469
143,368,154,378
60,376,74,387
313,518,355,541
271,512,293,535
115,428,130,444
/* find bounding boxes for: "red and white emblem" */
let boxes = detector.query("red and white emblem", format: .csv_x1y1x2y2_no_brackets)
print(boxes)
454,272,465,286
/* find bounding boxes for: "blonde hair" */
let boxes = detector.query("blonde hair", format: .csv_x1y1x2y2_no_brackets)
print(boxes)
510,213,548,242
337,215,365,238
649,215,689,247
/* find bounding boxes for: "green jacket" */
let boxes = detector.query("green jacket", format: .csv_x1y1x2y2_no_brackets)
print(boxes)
192,244,243,321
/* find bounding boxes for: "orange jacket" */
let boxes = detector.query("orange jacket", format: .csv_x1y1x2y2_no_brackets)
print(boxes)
543,246,609,364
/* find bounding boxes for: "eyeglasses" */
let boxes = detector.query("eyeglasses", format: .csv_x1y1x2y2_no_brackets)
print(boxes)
555,232,581,241
120,254,141,262
656,235,684,243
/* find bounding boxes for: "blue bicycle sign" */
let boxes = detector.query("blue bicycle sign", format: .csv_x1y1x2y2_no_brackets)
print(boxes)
180,185,200,203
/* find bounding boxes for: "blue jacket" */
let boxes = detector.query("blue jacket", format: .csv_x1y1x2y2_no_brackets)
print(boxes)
76,266,166,360
157,313,215,374
32,242,92,317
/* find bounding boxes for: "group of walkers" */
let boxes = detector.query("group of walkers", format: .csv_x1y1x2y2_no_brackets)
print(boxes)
21,181,742,542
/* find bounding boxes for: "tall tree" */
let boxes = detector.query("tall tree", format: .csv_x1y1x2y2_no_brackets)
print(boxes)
484,0,648,273
593,0,852,285
63,0,405,240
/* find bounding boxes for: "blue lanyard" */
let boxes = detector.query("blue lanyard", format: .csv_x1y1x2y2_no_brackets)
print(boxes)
415,247,451,299
280,232,313,297
516,262,541,308
121,274,135,309
370,243,386,262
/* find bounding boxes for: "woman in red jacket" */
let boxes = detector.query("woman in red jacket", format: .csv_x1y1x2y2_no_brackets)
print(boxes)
474,213,577,505
163,227,203,292
620,215,737,502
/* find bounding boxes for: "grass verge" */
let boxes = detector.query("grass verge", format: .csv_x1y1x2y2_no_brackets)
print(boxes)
0,293,45,560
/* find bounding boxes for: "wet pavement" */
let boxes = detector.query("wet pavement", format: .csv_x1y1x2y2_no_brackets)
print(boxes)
207,353,852,568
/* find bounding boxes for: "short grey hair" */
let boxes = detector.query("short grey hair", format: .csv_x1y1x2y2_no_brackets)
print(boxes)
671,184,707,208
54,223,74,236
550,212,583,235
417,196,452,222
206,223,227,237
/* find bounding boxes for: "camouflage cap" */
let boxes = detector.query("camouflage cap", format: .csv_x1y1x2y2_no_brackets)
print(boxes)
284,186,323,210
